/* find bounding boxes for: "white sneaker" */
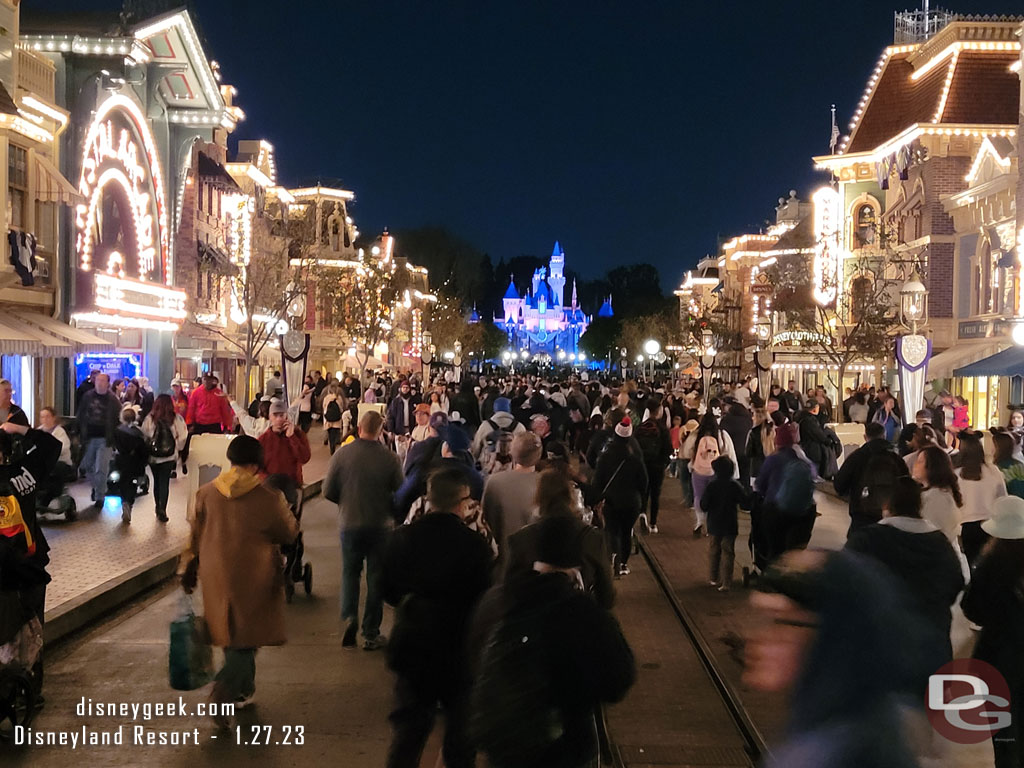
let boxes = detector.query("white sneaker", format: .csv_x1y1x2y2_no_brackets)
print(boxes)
649,525,659,534
638,513,650,534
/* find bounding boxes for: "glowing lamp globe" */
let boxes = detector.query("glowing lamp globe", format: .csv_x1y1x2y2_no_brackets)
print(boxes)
643,339,661,356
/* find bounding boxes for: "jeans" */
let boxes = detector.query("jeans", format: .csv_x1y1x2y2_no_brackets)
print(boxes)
387,676,474,768
81,437,112,503
708,535,736,587
150,461,174,515
340,527,389,640
214,647,256,701
644,463,666,526
327,427,341,455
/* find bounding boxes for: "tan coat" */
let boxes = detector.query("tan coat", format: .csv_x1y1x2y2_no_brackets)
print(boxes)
187,468,299,648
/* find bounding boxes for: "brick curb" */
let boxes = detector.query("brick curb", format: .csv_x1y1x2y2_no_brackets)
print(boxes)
45,479,325,646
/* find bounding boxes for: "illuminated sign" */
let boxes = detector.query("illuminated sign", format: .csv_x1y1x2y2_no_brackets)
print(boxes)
74,95,187,329
772,330,833,346
812,187,841,306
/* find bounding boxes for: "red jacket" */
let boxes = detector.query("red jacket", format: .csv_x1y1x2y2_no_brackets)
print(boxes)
186,387,233,430
259,428,312,486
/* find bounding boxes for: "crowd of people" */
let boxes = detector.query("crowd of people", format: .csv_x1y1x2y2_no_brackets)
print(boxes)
4,362,1024,766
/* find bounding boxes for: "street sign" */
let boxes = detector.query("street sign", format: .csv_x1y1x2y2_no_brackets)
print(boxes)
751,284,774,295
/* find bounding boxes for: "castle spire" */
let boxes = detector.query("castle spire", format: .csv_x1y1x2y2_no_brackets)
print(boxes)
571,278,578,308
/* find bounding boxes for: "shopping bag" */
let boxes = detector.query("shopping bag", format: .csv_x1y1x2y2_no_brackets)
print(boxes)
168,593,213,691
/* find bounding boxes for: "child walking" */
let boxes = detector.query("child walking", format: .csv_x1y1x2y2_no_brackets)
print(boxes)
699,456,750,591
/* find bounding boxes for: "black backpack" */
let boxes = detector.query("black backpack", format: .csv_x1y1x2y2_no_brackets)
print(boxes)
471,600,564,765
636,420,662,464
148,420,176,459
324,398,342,423
483,418,514,453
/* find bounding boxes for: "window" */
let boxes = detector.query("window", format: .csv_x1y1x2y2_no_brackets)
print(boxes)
854,204,876,248
8,145,27,229
850,275,872,321
197,182,204,211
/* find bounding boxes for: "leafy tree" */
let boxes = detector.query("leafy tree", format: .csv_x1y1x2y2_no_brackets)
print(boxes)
579,316,622,363
606,263,671,318
394,227,490,309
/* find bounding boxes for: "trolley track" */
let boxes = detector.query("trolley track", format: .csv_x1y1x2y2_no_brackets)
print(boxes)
628,534,770,767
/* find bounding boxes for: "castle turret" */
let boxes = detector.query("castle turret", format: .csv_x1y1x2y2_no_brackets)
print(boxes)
549,241,566,307
503,276,520,324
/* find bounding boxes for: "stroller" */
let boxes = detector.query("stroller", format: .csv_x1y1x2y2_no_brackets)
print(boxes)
742,493,770,587
264,475,312,603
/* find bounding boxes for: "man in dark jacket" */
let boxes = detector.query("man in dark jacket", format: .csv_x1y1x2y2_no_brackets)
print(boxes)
75,372,121,508
794,399,833,478
585,408,626,470
386,381,418,436
469,514,635,768
720,401,753,486
846,476,964,664
382,466,493,768
834,421,909,536
635,401,673,533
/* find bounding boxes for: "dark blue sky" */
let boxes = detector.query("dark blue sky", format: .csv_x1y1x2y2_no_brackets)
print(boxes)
40,1,1024,290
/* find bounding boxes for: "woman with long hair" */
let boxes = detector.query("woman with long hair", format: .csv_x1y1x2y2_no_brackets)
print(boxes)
141,393,187,522
956,433,1008,567
685,411,738,537
322,382,347,455
913,445,964,545
961,497,1024,768
746,407,776,484
170,379,189,419
1007,410,1024,462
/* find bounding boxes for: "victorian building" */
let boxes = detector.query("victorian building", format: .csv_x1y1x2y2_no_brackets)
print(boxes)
813,11,1022,426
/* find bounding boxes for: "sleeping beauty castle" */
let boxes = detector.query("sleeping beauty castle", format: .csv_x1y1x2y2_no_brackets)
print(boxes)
495,242,611,357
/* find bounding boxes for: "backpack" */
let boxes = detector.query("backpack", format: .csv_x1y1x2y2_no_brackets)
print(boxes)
693,435,721,475
860,450,906,517
636,420,662,465
774,458,814,515
483,418,514,453
471,600,564,765
0,492,35,555
148,420,177,459
324,398,342,423
481,431,514,475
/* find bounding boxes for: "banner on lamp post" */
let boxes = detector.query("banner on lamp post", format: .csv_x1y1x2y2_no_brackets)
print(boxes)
896,334,931,421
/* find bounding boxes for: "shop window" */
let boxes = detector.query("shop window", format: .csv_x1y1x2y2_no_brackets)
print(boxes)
34,201,56,254
8,145,27,229
198,182,204,212
207,184,213,216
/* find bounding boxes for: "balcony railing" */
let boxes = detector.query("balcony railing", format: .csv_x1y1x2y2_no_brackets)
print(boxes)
894,8,955,43
17,47,55,102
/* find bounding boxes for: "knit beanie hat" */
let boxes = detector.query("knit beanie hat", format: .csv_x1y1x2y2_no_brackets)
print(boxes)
775,423,797,449
615,416,633,438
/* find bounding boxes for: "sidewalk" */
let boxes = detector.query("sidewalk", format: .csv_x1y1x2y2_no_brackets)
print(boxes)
39,425,334,644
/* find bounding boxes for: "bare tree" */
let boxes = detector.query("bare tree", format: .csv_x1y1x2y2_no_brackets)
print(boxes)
185,223,311,403
317,251,397,385
769,247,900,419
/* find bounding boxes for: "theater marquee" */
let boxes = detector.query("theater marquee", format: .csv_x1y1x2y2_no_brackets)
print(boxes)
73,95,187,331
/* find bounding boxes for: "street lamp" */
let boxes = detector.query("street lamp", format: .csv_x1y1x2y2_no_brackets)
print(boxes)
643,339,660,356
754,317,774,399
895,270,931,419
900,269,928,335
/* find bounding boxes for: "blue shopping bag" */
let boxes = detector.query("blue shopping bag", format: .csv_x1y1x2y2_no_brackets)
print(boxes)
168,593,213,691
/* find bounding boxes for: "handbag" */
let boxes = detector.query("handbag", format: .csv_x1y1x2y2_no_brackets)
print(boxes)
168,592,213,691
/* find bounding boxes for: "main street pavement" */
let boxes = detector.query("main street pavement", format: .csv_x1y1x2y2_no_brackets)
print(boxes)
20,436,995,767
38,425,334,643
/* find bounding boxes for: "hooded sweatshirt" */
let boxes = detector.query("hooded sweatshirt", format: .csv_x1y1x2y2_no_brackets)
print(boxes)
845,517,964,660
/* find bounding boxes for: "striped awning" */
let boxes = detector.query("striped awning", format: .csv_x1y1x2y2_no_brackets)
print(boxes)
0,316,74,357
34,153,83,206
19,313,113,354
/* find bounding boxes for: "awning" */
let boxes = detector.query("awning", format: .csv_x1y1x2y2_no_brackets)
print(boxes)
928,341,1010,380
19,313,113,354
34,153,83,205
0,315,74,357
954,346,1024,378
198,240,238,275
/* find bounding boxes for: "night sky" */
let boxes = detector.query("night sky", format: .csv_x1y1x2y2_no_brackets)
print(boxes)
38,1,1024,290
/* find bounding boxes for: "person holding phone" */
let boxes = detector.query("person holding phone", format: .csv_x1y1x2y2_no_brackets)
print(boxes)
258,400,311,506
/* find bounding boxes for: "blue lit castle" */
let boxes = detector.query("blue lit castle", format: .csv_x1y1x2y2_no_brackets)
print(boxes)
497,242,603,356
